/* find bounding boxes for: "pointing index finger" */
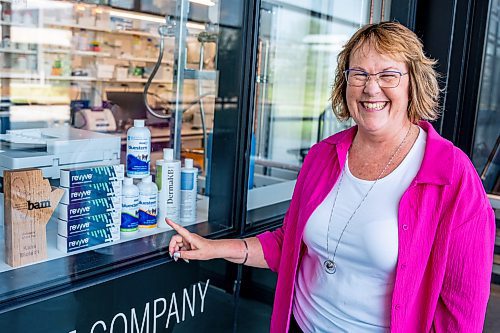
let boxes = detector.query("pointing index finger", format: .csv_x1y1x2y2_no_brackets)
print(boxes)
166,219,193,240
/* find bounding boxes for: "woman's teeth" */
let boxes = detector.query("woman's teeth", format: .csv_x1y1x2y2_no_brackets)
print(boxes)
362,102,387,110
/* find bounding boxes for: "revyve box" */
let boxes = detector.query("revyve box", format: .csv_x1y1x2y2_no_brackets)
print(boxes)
61,181,122,205
57,214,120,237
58,197,121,221
60,164,124,188
57,228,120,253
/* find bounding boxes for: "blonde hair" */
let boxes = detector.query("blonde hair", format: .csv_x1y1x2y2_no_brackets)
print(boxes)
330,22,440,122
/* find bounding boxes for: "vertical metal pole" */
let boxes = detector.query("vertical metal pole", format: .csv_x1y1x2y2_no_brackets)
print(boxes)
172,0,190,160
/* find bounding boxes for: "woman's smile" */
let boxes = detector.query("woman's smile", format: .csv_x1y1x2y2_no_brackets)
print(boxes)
359,101,389,112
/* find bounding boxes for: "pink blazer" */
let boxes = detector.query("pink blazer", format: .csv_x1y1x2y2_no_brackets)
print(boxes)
257,121,495,332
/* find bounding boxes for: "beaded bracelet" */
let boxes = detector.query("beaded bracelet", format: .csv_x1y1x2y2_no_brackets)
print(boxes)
241,239,249,265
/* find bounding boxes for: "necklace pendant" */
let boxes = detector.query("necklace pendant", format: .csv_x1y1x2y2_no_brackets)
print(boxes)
324,259,336,274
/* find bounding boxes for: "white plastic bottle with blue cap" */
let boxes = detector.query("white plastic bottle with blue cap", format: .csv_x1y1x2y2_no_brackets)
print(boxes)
156,148,181,228
121,177,139,233
180,158,197,225
126,119,151,178
138,175,158,229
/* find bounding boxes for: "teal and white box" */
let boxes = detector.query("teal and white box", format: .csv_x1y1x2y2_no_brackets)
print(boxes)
58,197,121,221
58,220,119,238
57,214,120,237
60,164,124,188
61,181,122,205
57,228,120,253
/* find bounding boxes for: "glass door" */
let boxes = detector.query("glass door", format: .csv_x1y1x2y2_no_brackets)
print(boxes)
246,0,391,227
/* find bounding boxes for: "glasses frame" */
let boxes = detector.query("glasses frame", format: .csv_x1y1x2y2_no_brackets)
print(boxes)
344,68,408,88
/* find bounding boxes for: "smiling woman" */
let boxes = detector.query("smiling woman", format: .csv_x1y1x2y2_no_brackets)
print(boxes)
166,22,495,333
331,22,440,123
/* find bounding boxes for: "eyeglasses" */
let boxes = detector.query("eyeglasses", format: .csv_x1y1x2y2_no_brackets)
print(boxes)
344,69,408,88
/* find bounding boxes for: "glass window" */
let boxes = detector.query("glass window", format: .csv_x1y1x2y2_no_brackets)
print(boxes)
246,0,391,226
0,0,242,306
473,0,500,196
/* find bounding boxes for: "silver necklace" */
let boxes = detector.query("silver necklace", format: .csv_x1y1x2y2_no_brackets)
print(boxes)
323,125,413,274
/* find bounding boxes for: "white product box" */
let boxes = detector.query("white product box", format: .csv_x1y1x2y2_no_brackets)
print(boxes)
60,164,124,188
58,197,121,221
61,181,122,205
57,214,120,237
57,228,120,253
115,67,128,80
96,64,115,79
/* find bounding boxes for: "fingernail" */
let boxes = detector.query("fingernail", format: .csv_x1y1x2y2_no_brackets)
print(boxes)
183,259,190,263
169,252,172,258
173,252,180,259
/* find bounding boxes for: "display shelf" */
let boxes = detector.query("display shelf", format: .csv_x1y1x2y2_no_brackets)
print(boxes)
0,73,171,83
121,55,173,64
0,47,37,55
42,48,71,54
114,29,159,38
43,21,111,33
41,49,111,58
73,50,111,57
43,21,160,39
47,75,98,81
115,77,171,83
0,20,37,28
0,73,99,81
0,72,39,79
0,195,209,273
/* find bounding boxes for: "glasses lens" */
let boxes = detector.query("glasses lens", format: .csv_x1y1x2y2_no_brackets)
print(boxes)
346,70,368,86
377,72,401,88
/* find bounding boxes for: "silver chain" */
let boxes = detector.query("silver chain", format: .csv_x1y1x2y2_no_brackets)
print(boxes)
325,125,413,271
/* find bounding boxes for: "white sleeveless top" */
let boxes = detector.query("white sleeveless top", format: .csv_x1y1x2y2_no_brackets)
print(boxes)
293,127,426,333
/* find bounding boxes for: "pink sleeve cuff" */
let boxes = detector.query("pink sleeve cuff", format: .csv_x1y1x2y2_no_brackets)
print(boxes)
257,231,281,272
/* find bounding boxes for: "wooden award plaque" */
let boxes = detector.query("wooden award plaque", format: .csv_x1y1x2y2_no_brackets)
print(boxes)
4,168,64,267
